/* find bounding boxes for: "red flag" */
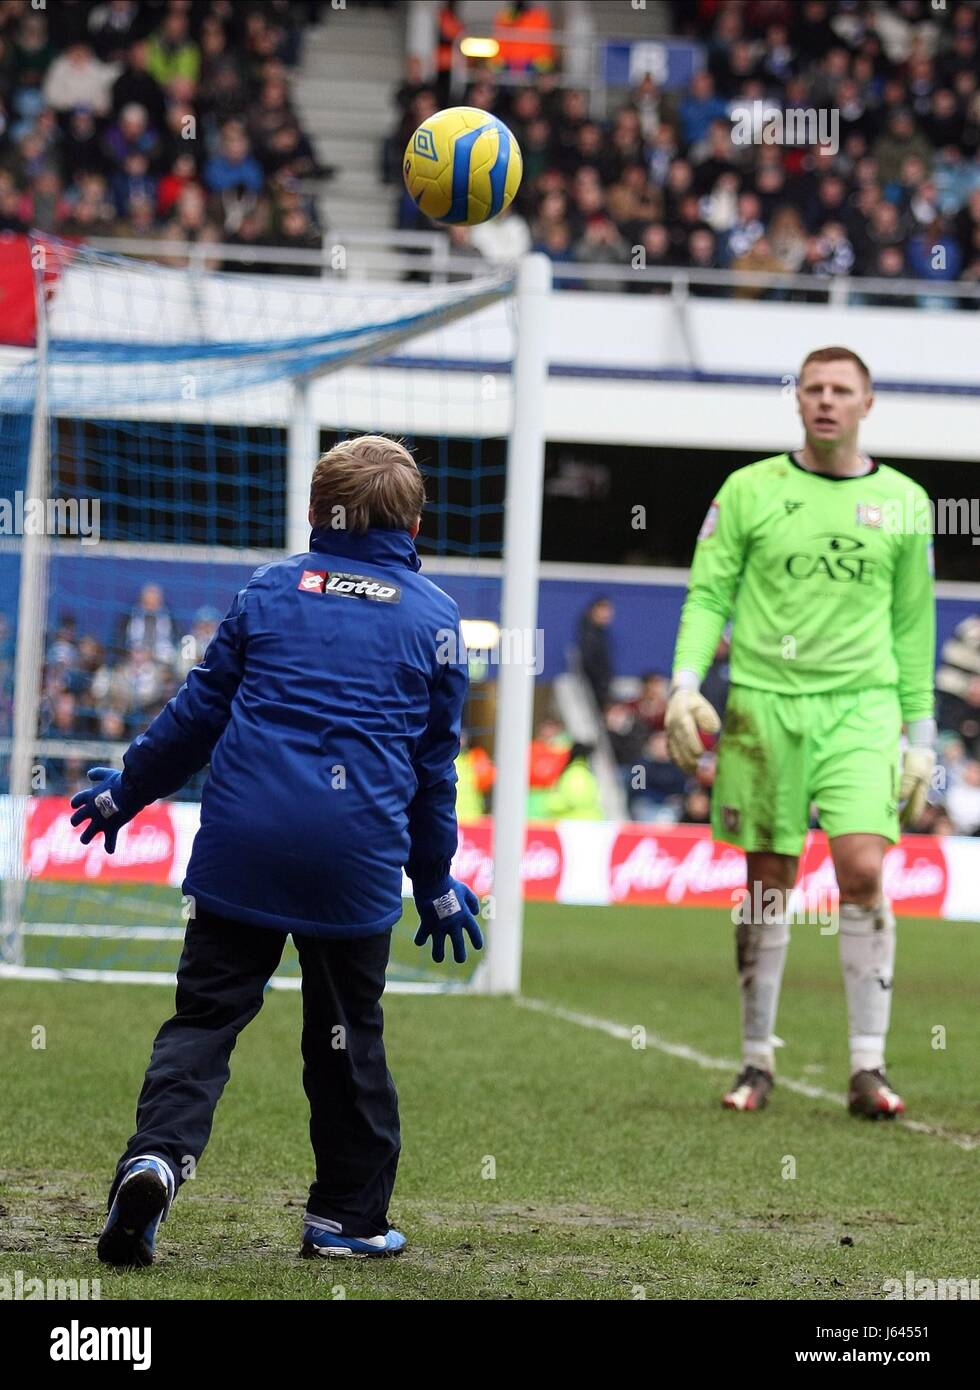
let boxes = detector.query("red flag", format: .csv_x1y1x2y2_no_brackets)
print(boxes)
0,233,39,346
0,232,77,346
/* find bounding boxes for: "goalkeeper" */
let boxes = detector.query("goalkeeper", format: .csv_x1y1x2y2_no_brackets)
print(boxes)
666,347,935,1119
70,435,482,1265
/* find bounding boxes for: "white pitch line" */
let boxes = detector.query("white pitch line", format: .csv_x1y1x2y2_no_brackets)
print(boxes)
516,995,980,1152
0,964,468,994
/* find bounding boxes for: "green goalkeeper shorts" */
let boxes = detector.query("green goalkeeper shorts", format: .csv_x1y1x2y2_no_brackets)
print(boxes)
711,684,902,857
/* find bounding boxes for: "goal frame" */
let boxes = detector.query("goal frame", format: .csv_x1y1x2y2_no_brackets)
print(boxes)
1,245,552,996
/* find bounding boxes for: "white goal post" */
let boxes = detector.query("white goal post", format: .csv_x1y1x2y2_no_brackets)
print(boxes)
477,254,550,993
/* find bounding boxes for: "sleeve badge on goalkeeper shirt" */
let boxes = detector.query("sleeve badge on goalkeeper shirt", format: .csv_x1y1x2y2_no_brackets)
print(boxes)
698,500,720,540
298,570,327,592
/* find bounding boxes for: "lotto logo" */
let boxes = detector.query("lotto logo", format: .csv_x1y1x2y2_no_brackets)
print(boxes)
323,572,401,603
298,570,327,592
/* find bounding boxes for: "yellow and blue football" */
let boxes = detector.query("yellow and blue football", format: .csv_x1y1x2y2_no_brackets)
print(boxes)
403,106,523,226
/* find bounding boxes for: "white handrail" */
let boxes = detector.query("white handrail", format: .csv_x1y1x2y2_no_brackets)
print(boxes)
80,234,980,303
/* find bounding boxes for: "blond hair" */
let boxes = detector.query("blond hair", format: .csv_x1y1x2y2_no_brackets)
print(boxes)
309,435,425,533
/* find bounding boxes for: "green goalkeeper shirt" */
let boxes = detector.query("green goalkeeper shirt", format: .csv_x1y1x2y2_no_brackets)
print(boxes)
672,452,936,721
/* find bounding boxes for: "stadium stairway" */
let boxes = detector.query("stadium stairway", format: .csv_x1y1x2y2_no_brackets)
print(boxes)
293,5,406,271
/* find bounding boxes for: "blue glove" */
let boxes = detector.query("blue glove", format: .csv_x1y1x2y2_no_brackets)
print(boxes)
69,766,140,854
414,877,484,964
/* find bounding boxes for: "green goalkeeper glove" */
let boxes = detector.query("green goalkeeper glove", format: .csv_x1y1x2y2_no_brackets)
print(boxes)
665,683,721,774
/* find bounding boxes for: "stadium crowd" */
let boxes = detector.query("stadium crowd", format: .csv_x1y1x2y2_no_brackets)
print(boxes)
393,0,980,302
0,0,326,268
8,583,219,799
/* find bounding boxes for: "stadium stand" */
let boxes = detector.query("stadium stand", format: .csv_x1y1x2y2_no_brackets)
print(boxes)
5,0,978,292
391,0,980,302
0,0,327,258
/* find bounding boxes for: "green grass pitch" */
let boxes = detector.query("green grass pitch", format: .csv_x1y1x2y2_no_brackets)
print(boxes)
1,902,978,1300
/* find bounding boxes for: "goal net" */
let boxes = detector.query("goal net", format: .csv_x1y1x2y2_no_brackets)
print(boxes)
0,235,548,995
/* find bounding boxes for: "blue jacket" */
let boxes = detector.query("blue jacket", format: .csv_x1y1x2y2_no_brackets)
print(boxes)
202,154,265,195
120,527,468,938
